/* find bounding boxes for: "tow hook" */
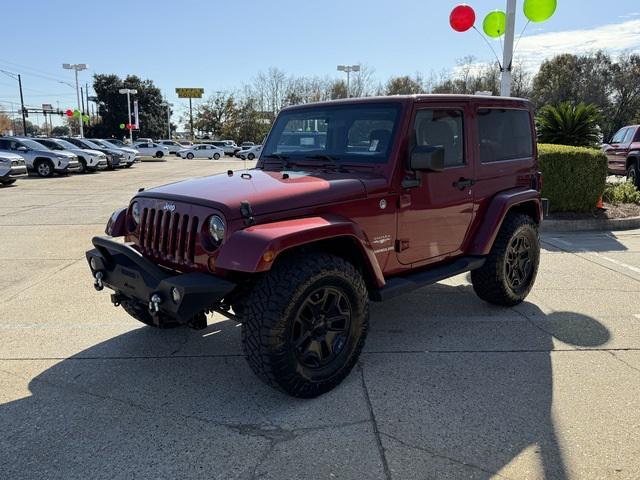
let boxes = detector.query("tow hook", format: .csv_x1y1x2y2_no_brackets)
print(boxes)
93,271,104,291
149,293,162,313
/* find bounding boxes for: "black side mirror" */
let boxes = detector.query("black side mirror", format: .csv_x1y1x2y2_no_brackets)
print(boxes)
410,145,444,172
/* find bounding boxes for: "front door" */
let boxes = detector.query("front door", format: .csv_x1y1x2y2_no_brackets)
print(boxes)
604,127,633,175
396,105,475,265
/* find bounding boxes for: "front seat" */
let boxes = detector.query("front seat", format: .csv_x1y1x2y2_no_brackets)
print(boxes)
417,119,457,166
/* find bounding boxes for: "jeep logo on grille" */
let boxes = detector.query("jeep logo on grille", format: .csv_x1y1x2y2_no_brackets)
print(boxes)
162,203,176,212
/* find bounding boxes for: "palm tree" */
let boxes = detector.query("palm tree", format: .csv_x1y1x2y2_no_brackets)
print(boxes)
536,102,602,147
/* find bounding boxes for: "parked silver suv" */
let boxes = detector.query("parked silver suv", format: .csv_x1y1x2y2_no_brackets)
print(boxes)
0,137,81,177
0,152,28,186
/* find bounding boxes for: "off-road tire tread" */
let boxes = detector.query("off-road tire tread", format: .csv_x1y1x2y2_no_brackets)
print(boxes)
471,213,539,307
241,253,369,398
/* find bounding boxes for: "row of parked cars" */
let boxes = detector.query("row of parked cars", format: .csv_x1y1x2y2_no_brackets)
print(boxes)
0,136,140,185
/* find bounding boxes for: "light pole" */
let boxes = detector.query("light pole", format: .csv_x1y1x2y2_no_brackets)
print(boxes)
500,0,517,96
62,63,87,137
161,102,172,139
337,64,360,98
118,88,138,144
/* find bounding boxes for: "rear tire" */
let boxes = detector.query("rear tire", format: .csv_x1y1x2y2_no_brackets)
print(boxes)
1,179,16,186
213,153,220,160
155,151,164,158
186,153,194,159
248,153,255,160
627,162,639,188
241,253,369,398
35,160,54,178
471,213,540,307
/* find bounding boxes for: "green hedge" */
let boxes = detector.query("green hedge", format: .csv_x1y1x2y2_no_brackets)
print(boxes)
538,143,608,213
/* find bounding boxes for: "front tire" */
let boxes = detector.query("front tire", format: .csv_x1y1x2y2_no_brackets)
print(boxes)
186,153,194,159
155,151,164,158
471,213,540,306
247,153,255,160
35,160,54,178
1,179,16,186
77,159,86,173
241,253,369,398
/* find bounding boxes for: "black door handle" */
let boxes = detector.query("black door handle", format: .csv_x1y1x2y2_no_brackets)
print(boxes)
453,177,475,190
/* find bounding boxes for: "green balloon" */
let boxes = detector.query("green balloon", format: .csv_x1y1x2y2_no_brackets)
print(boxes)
524,0,557,22
72,109,80,118
119,123,126,129
82,115,90,123
483,10,506,38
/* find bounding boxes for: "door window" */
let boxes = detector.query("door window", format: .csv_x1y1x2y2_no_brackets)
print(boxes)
414,109,464,167
478,109,533,163
622,128,635,144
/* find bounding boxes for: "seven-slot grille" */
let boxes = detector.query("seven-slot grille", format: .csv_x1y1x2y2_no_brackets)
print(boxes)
138,207,199,264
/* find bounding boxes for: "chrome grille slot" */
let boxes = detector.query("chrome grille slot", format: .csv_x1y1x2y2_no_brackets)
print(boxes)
187,216,199,263
176,214,189,262
153,210,164,253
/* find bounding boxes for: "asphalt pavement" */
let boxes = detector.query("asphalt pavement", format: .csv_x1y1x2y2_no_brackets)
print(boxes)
1,157,639,479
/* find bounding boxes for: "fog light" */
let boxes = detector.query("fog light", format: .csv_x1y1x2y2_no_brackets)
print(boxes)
171,287,182,304
90,257,98,270
262,250,275,263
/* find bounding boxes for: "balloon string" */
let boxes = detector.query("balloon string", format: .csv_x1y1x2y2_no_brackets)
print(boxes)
512,20,531,61
472,26,503,70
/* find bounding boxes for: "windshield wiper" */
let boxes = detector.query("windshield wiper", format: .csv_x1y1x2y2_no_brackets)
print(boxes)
262,153,291,170
306,154,349,172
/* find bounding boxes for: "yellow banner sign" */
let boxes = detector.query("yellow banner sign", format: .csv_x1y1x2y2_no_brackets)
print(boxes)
175,88,205,98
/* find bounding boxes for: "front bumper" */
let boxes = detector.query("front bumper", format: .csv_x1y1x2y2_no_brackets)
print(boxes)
57,161,81,173
86,236,236,323
1,165,28,179
94,160,108,170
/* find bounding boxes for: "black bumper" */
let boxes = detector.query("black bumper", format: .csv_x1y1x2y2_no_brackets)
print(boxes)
86,236,236,323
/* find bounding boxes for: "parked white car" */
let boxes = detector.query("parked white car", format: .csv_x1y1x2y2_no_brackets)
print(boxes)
132,141,170,158
236,144,262,160
211,140,239,156
158,140,184,154
177,144,225,160
35,138,108,173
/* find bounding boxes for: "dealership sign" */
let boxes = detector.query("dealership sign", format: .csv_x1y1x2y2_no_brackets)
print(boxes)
175,88,204,99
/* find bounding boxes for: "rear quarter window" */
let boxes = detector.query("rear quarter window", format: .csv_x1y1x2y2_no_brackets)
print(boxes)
477,108,533,163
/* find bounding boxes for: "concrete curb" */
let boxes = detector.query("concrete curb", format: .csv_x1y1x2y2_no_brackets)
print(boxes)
541,216,640,233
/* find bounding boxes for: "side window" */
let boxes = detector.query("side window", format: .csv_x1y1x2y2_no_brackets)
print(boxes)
478,109,533,163
414,109,464,167
0,139,9,149
611,128,628,144
635,128,640,143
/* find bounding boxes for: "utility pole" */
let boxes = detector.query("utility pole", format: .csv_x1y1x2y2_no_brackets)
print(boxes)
161,102,172,139
63,63,87,137
17,74,27,135
501,0,517,97
189,98,194,141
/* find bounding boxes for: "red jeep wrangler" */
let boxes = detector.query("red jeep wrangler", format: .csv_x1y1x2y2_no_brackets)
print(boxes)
603,125,640,186
87,95,542,397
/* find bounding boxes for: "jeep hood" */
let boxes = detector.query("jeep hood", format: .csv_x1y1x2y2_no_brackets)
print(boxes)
139,169,384,218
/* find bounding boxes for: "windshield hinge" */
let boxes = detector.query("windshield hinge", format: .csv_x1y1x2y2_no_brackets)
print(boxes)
240,200,256,226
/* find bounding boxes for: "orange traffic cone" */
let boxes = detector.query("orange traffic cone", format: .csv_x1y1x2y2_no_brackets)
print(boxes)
597,195,604,209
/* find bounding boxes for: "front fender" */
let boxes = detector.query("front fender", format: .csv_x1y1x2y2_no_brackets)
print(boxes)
469,189,541,256
105,207,127,237
215,215,385,287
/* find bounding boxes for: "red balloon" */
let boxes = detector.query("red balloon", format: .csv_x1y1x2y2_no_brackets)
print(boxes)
65,109,73,117
450,4,476,32
126,123,133,130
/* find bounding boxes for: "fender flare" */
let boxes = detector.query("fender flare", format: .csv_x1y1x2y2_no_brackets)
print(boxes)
215,215,386,287
468,188,541,256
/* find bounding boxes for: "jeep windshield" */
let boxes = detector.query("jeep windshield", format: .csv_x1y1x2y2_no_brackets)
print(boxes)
262,103,401,166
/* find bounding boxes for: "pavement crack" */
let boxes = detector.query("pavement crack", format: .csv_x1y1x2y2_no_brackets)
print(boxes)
359,363,392,480
378,431,513,479
606,350,640,375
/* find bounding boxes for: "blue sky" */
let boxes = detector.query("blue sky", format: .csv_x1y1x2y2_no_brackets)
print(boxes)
1,0,639,127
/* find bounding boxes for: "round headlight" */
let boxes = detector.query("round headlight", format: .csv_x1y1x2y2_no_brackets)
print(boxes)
208,215,225,245
131,201,141,225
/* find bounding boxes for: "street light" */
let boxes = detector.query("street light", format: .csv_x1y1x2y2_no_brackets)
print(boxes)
118,88,138,145
337,64,360,98
161,102,172,139
62,63,87,137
